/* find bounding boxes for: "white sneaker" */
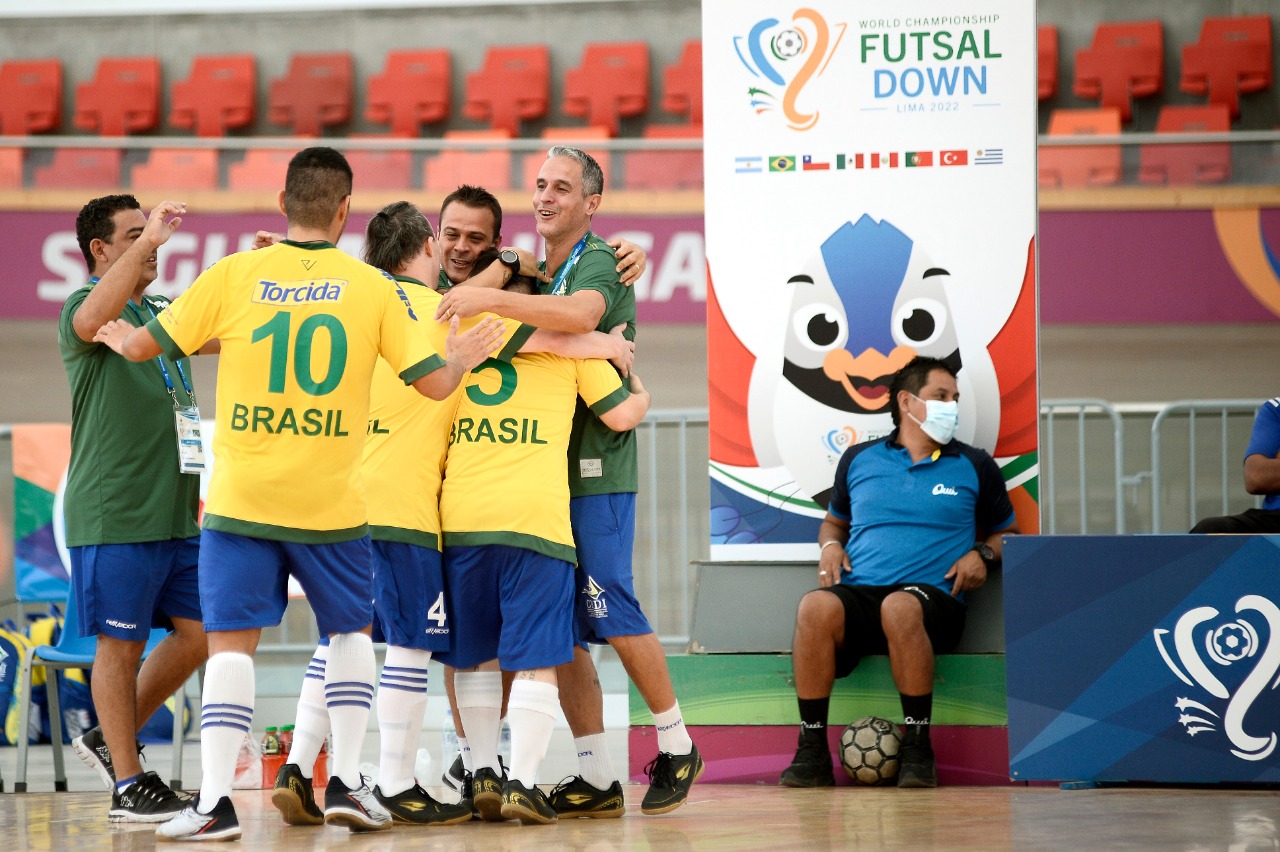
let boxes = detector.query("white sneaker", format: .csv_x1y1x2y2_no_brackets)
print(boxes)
323,775,392,832
155,796,241,842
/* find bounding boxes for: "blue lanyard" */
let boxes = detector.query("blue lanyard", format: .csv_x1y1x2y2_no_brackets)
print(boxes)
124,297,196,406
548,234,590,296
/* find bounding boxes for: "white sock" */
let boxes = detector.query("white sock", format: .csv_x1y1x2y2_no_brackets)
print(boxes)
376,645,431,797
575,732,616,790
457,736,473,773
455,671,502,771
325,632,376,789
197,652,255,812
653,702,693,755
286,643,330,772
506,680,559,788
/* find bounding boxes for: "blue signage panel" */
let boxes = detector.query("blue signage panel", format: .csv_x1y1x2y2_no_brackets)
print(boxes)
1005,535,1280,783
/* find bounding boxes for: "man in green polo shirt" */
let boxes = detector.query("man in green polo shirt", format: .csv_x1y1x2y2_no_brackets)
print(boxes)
60,195,209,823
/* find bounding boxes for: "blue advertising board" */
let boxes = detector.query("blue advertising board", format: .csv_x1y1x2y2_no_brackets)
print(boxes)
1005,535,1280,783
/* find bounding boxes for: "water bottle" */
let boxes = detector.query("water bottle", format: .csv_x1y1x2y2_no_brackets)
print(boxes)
260,726,283,787
261,726,281,755
279,724,294,756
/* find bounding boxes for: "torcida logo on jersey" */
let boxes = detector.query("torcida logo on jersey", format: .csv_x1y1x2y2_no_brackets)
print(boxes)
253,279,347,305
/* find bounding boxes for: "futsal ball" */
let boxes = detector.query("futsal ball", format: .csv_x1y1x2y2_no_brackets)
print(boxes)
773,29,805,58
839,716,902,785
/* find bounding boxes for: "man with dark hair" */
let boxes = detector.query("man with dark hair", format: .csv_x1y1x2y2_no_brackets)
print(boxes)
61,194,209,824
95,148,504,842
780,355,1018,789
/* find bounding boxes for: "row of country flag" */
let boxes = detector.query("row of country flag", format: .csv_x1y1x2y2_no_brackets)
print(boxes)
735,149,1005,173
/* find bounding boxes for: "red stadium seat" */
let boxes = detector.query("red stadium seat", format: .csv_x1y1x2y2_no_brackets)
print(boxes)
1038,108,1123,188
1180,15,1272,119
1038,25,1059,100
521,126,610,191
624,124,703,191
32,148,123,189
268,52,353,136
422,130,512,194
562,42,649,136
131,148,220,191
74,57,161,135
0,59,62,135
1073,21,1163,122
662,40,702,124
1137,105,1231,185
343,147,414,191
0,148,22,188
462,45,549,136
226,149,294,191
170,54,256,137
365,49,450,137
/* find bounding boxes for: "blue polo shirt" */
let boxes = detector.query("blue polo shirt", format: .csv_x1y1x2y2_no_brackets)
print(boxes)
828,431,1015,596
1245,398,1280,511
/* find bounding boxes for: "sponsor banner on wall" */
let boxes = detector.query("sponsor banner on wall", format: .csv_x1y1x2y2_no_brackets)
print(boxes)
0,211,706,324
703,1,1040,559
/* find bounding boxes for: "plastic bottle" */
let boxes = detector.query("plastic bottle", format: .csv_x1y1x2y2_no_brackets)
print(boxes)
313,732,330,789
279,724,294,756
261,726,284,786
261,726,281,755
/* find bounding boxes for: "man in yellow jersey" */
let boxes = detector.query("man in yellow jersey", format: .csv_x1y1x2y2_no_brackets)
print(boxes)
271,202,635,828
94,148,504,842
439,305,650,825
436,146,702,816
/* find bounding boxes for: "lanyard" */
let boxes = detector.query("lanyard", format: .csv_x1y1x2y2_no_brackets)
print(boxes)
124,298,197,408
548,234,590,296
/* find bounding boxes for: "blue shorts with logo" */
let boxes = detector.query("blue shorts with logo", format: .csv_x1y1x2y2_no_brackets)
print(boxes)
371,539,451,653
198,529,374,636
569,493,653,644
436,544,574,671
71,537,202,641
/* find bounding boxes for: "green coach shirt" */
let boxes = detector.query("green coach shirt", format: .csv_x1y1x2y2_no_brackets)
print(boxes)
58,283,201,546
540,232,638,497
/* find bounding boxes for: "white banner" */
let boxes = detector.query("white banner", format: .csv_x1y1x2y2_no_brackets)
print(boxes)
704,1,1039,559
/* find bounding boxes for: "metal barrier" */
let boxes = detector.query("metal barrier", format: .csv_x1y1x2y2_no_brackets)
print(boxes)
1039,399,1126,533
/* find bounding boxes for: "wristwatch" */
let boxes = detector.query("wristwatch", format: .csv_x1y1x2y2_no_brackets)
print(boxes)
499,248,522,277
971,542,998,569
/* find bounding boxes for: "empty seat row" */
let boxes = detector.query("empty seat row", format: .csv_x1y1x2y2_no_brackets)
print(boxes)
1038,15,1272,122
0,40,702,140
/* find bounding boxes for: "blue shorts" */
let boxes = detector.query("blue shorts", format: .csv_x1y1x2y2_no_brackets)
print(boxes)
371,539,451,653
569,493,653,644
437,544,574,671
198,529,374,636
70,537,202,641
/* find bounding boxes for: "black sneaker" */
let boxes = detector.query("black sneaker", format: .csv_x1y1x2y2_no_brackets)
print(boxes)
499,779,557,825
641,744,704,814
471,766,506,822
548,775,625,819
779,733,835,788
270,762,324,826
441,753,466,794
897,733,938,788
457,768,477,817
156,795,240,842
323,775,392,831
374,783,472,826
109,771,188,823
72,726,144,792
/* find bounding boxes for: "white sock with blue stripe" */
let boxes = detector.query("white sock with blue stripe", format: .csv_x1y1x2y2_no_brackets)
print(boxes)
198,652,255,813
286,642,330,773
376,645,431,797
326,632,376,789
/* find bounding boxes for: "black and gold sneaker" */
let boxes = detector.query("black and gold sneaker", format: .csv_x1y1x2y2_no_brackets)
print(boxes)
271,762,324,825
374,783,472,825
641,744,704,815
548,776,625,819
470,765,506,822
499,779,557,825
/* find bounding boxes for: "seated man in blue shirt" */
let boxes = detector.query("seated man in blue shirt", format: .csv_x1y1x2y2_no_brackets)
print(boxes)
1190,397,1280,534
779,356,1018,789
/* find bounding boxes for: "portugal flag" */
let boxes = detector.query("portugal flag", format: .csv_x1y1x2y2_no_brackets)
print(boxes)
906,151,933,167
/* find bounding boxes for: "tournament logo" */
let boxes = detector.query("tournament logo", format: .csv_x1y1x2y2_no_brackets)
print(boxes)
734,8,846,131
583,575,609,619
1153,595,1280,761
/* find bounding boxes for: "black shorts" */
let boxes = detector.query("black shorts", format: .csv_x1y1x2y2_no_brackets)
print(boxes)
822,583,967,679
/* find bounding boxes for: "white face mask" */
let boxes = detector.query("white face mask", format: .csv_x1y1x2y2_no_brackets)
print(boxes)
908,394,959,444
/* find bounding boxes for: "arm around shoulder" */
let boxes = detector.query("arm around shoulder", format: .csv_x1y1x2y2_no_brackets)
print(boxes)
598,372,650,432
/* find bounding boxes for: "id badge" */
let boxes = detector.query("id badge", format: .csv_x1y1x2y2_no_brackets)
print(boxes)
175,405,206,474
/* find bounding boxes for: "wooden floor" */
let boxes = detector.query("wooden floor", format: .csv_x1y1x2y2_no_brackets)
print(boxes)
5,781,1280,849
